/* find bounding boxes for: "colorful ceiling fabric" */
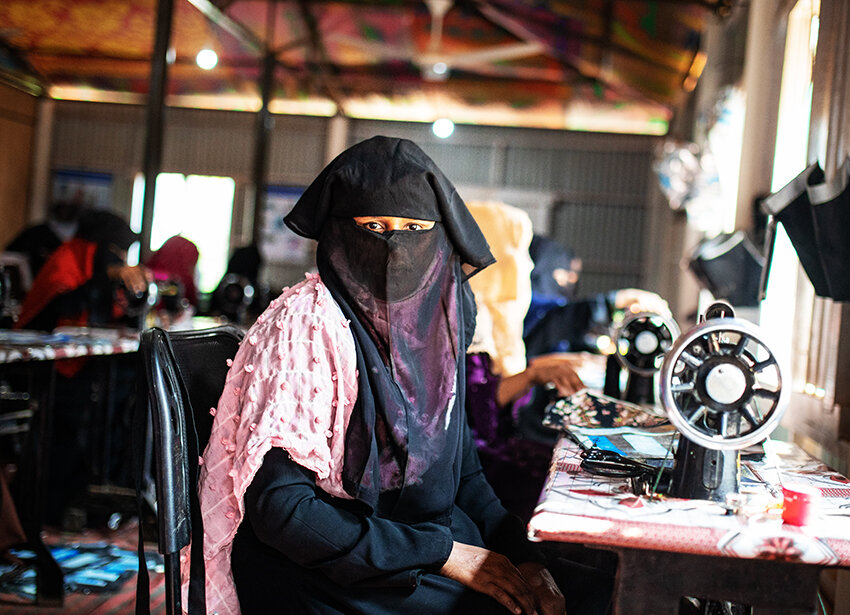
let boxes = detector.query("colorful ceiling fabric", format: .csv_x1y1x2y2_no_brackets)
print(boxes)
0,0,729,134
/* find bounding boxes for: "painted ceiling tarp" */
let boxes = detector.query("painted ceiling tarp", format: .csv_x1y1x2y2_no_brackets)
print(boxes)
0,0,727,134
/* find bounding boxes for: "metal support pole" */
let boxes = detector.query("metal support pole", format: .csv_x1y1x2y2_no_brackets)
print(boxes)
250,51,275,244
140,0,175,261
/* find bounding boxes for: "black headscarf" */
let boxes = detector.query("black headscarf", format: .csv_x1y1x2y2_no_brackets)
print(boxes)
285,136,494,516
226,244,262,284
75,210,139,251
529,233,579,300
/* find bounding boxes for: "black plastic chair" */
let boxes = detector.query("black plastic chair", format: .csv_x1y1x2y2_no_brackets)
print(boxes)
135,325,243,615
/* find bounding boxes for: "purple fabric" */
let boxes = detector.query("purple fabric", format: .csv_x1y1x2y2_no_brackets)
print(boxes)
464,353,551,522
317,218,459,497
465,353,506,446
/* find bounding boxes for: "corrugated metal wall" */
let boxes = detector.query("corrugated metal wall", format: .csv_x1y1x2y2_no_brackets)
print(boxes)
48,104,661,293
351,120,658,295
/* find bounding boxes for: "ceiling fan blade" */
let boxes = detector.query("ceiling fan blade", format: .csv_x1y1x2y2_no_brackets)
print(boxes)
326,34,414,63
430,41,545,69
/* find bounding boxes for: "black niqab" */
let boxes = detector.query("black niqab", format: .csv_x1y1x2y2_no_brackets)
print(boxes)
285,136,494,517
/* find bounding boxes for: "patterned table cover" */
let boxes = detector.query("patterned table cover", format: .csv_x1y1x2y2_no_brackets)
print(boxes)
528,435,850,567
0,327,140,364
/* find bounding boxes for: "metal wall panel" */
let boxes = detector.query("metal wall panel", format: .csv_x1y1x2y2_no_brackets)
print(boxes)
162,109,254,177
421,142,494,186
47,106,660,295
551,200,646,295
266,117,328,186
51,103,145,171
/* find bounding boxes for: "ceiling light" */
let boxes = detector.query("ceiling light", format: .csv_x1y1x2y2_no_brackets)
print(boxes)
196,48,218,70
432,118,454,139
431,61,448,76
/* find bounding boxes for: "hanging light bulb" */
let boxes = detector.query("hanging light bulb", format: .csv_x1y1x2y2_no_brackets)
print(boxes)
432,117,454,139
196,48,218,70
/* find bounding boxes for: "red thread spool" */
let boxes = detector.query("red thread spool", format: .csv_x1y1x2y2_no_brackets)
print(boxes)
782,484,821,526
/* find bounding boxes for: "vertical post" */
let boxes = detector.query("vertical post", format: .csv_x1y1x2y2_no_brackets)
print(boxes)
324,113,350,164
734,0,786,232
250,52,275,245
28,98,55,224
140,0,175,261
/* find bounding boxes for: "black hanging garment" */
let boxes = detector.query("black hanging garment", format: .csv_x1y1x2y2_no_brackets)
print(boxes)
761,158,850,301
808,158,850,300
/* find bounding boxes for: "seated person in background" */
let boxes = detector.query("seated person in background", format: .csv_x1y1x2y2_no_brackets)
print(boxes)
5,196,84,278
198,137,611,615
145,235,199,327
465,201,585,522
15,209,149,333
14,210,149,527
145,235,200,308
208,243,269,324
524,234,670,357
519,234,670,446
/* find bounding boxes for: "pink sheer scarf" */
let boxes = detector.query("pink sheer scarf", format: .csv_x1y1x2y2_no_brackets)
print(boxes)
187,274,358,615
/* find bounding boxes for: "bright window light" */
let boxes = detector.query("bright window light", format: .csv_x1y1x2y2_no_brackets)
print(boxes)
760,0,819,390
131,172,235,293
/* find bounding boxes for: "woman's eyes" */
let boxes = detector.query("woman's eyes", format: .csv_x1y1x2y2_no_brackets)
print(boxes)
364,221,386,232
357,219,432,232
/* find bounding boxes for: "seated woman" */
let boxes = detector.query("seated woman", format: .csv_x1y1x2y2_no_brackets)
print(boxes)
466,301,585,522
524,234,671,357
197,137,611,615
145,235,200,308
15,209,149,333
463,201,585,521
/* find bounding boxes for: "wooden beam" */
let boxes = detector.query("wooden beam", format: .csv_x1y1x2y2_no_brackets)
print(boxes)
186,0,264,54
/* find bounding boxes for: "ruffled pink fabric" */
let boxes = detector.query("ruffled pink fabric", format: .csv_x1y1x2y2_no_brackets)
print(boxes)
184,273,359,615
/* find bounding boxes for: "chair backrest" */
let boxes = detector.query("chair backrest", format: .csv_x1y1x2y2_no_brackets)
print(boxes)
137,324,243,615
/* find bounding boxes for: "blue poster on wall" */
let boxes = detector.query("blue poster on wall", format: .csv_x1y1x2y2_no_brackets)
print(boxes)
260,185,313,264
51,169,113,210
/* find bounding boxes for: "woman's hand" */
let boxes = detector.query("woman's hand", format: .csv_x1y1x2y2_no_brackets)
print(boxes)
439,541,539,615
517,562,566,615
108,264,152,296
613,288,672,320
496,354,585,407
526,354,585,398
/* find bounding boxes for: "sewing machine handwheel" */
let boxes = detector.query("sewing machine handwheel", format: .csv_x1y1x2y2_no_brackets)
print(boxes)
659,317,789,450
615,312,680,376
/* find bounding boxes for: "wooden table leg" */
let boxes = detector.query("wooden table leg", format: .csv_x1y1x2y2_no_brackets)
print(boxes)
609,547,821,615
11,362,64,606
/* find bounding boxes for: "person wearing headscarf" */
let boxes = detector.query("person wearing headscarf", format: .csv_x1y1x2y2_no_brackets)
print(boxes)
523,234,671,358
144,235,200,308
523,234,596,352
196,137,610,615
209,243,269,323
15,209,149,333
5,196,84,279
464,204,584,522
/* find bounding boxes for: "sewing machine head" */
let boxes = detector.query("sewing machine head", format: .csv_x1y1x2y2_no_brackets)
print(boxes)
658,301,789,501
608,311,680,405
